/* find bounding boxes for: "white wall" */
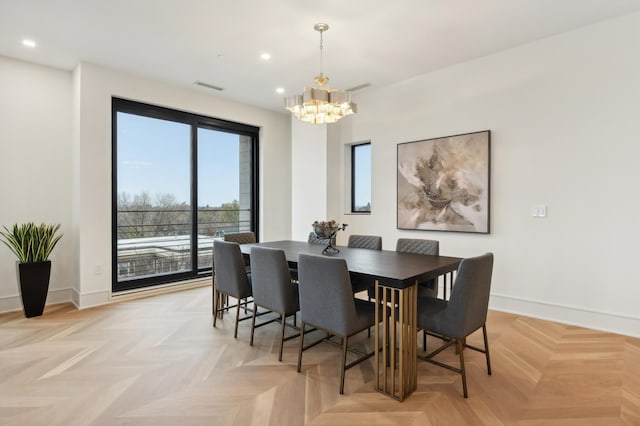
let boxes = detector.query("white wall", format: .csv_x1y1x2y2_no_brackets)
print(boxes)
0,56,76,311
323,12,640,337
0,58,291,312
291,118,327,241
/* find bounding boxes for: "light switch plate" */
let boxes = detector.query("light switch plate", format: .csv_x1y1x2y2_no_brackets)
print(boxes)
532,205,547,218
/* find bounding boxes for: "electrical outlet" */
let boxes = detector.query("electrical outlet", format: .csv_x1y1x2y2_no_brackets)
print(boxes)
94,264,103,275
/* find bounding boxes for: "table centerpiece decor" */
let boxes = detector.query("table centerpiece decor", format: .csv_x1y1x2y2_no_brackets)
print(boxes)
312,220,347,255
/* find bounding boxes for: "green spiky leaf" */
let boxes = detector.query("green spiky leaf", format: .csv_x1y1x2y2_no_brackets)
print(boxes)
0,223,63,263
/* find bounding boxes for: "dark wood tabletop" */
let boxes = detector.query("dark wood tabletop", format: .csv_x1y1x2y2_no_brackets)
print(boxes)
240,240,462,289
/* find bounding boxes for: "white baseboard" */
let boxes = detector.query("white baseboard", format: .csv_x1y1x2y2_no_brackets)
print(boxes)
0,280,205,313
490,293,640,338
111,279,210,303
72,278,210,309
4,286,634,339
0,288,73,314
71,288,111,309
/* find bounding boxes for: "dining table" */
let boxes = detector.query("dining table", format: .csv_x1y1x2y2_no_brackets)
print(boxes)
240,240,462,401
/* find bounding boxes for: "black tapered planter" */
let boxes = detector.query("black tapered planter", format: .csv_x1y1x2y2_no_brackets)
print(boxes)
18,261,51,318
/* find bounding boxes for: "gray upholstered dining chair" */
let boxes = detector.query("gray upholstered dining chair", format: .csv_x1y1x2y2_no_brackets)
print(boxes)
296,253,384,394
213,240,253,338
249,246,300,361
363,238,441,349
396,238,440,298
417,252,494,398
224,231,256,245
295,231,338,282
393,238,442,350
348,234,382,250
367,238,440,299
347,234,382,294
220,231,255,310
224,231,255,271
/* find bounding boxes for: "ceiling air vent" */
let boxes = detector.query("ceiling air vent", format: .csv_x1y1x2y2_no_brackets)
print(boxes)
194,81,224,91
347,83,371,92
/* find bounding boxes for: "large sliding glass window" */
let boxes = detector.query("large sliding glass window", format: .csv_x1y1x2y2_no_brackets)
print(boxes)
112,98,258,292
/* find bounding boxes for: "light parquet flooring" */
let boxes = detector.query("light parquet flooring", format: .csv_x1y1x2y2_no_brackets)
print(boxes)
1,286,639,425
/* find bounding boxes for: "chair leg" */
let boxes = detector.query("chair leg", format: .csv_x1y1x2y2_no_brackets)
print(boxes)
423,330,427,352
213,289,219,327
278,313,287,362
457,339,468,398
234,298,241,339
340,336,348,395
249,304,258,345
443,275,447,300
482,324,492,375
297,322,306,373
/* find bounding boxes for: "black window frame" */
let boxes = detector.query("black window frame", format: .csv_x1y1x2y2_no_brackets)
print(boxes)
351,142,372,213
111,97,259,292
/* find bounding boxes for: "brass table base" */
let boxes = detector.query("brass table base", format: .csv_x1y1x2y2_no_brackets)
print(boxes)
374,281,418,401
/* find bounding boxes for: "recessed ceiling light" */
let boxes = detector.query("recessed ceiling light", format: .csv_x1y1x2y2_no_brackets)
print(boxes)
276,87,285,94
22,39,36,48
260,52,271,61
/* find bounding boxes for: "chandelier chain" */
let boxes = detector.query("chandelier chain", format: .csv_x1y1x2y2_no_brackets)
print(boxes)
319,28,324,79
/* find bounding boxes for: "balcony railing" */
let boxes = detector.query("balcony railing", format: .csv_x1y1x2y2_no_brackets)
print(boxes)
116,208,251,280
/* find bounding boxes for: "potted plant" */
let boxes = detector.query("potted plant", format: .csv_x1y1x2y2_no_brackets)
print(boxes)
0,222,63,318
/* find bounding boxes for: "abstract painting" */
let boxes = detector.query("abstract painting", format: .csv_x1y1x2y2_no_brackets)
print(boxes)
397,130,490,233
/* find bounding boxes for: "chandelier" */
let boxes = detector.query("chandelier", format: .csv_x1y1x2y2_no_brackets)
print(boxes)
284,23,357,124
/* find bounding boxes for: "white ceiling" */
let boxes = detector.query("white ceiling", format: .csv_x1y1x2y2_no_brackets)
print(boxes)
2,0,640,113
